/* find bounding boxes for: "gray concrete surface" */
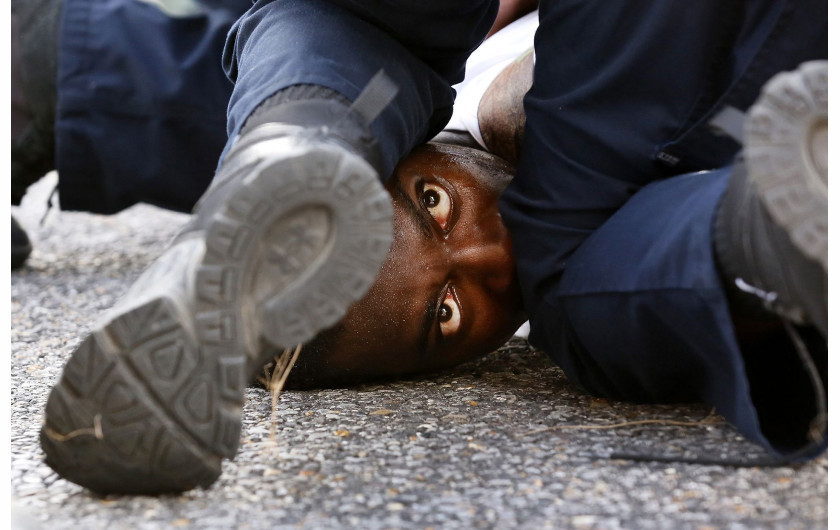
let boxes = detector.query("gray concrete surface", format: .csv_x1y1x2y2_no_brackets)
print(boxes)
11,175,827,529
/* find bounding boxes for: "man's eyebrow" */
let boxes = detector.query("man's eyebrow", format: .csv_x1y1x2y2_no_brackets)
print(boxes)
392,182,434,240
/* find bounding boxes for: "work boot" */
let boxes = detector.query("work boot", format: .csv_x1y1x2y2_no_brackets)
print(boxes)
12,216,32,270
714,60,828,458
40,80,396,494
714,60,827,336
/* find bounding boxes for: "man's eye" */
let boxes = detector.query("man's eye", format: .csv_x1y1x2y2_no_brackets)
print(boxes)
421,183,452,230
438,290,461,337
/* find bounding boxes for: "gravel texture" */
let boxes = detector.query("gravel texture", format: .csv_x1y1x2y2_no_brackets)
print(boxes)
11,174,828,529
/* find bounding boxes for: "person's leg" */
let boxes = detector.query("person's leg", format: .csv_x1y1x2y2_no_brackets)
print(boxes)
500,0,826,311
11,0,62,269
715,61,827,336
221,0,499,174
11,0,61,202
537,164,826,461
497,0,827,458
41,0,498,495
11,0,251,270
53,0,248,214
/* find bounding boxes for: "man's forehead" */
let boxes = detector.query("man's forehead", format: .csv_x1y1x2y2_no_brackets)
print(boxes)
395,142,514,192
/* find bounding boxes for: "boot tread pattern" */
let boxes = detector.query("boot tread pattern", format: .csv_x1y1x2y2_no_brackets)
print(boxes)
744,60,828,270
41,140,392,494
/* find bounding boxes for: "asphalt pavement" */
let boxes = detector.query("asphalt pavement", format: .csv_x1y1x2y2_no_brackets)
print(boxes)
11,174,828,529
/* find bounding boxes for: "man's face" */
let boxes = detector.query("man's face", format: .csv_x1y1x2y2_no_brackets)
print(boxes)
288,143,527,386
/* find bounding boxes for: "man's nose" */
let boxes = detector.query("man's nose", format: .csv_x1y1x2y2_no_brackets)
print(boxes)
449,235,515,294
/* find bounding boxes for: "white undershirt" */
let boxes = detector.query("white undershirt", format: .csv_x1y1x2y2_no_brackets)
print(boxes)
446,10,539,148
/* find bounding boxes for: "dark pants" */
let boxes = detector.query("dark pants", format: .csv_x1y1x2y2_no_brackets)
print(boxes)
11,0,62,204
50,0,494,213
497,0,827,460
53,0,251,214
220,0,498,173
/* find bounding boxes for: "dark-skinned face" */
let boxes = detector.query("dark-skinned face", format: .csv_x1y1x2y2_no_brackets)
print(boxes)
288,143,527,386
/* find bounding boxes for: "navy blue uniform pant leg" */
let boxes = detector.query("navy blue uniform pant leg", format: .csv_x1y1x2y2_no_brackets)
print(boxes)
56,0,250,214
221,0,498,177
534,168,826,460
497,0,826,458
501,0,826,308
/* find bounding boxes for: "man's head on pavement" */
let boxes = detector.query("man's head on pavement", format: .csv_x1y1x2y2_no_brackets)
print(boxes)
286,142,527,387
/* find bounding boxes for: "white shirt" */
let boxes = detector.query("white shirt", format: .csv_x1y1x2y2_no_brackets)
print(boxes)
446,11,539,148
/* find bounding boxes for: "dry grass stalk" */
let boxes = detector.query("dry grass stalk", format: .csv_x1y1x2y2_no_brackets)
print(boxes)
520,409,723,437
43,414,104,442
257,344,303,446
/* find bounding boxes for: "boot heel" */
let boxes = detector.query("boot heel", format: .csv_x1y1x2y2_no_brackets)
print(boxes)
744,60,827,270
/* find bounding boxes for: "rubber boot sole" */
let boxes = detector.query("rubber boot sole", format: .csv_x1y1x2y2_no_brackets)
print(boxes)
40,138,393,494
744,60,827,271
